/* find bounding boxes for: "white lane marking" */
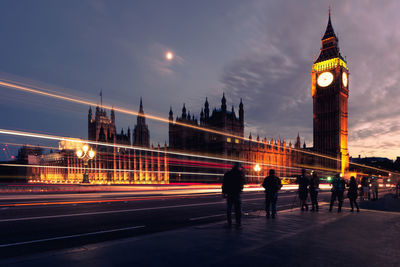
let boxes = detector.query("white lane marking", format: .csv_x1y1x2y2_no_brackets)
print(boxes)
0,202,224,223
0,198,264,223
189,204,296,221
189,214,225,221
0,195,302,223
0,225,145,248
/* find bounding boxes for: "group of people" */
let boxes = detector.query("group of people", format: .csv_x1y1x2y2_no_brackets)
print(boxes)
360,176,379,201
296,169,320,212
222,164,368,227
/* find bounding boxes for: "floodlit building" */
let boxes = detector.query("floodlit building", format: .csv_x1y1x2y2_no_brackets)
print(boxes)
36,100,169,184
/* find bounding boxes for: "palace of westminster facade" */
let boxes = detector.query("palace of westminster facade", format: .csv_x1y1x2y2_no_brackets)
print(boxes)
32,13,349,184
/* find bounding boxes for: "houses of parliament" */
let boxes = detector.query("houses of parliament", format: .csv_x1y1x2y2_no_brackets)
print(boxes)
27,13,349,184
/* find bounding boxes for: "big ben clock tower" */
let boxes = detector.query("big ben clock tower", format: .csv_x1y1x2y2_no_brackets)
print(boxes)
312,11,349,174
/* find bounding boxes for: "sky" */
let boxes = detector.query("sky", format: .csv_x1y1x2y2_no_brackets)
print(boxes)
1,0,400,161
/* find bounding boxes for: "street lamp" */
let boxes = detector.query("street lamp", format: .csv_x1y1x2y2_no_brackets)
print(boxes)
76,144,95,183
254,164,261,184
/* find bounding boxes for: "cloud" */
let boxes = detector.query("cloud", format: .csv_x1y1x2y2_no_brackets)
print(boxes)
219,0,400,158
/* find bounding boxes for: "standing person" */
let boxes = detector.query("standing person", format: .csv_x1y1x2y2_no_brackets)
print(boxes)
222,162,245,227
347,176,360,212
296,169,309,211
396,179,400,199
309,171,320,212
262,169,282,219
371,178,379,201
329,174,346,212
361,176,370,201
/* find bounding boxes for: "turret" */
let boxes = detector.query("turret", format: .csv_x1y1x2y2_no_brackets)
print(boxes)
239,98,244,125
111,107,115,123
169,107,173,122
133,98,150,147
204,97,209,119
139,97,144,114
182,104,187,119
295,133,301,149
221,93,227,112
88,106,93,121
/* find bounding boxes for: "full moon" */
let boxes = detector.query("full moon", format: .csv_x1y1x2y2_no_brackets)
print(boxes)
166,51,174,60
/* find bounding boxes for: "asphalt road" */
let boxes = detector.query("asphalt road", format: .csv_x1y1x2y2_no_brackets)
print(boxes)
0,188,346,259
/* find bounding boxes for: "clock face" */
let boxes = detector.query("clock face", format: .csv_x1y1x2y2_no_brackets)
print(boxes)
342,72,348,87
317,72,334,87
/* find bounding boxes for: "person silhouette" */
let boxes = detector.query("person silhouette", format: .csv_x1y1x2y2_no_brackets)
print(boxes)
262,169,282,218
309,171,320,212
329,174,345,212
222,162,245,227
347,176,360,212
296,169,309,211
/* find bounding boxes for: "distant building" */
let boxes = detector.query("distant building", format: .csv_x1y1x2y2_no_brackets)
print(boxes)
169,94,243,157
351,156,396,171
0,145,42,182
168,94,299,182
36,99,169,184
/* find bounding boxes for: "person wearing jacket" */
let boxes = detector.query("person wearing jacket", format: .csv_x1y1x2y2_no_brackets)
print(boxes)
262,169,282,219
347,176,360,212
309,171,320,212
222,162,245,227
296,169,309,211
329,174,346,212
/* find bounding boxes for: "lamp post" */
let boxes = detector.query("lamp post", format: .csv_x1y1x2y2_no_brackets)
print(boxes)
254,164,261,184
76,144,95,183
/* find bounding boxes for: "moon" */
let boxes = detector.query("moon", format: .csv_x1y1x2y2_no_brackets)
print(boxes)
166,51,174,60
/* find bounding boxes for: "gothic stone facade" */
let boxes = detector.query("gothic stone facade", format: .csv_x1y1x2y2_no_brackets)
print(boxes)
168,94,299,182
36,100,168,184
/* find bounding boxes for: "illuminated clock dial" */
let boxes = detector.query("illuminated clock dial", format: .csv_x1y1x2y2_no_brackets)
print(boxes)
317,72,334,87
342,72,348,87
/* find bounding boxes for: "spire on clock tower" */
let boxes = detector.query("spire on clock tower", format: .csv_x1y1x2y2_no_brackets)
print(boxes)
322,9,337,40
315,10,343,64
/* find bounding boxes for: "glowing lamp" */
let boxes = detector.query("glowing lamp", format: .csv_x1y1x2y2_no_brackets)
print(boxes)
254,164,261,172
76,150,83,158
82,144,89,152
88,150,95,159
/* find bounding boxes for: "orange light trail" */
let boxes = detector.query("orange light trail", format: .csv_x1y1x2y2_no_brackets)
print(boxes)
0,128,299,171
0,194,213,207
0,79,347,164
0,79,398,176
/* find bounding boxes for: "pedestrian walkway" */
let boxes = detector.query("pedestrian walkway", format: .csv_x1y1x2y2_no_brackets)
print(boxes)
2,197,400,267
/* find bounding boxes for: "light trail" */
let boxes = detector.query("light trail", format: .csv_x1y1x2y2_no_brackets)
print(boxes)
1,142,58,150
0,128,395,177
0,128,300,171
0,79,350,164
0,163,221,177
0,79,397,176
